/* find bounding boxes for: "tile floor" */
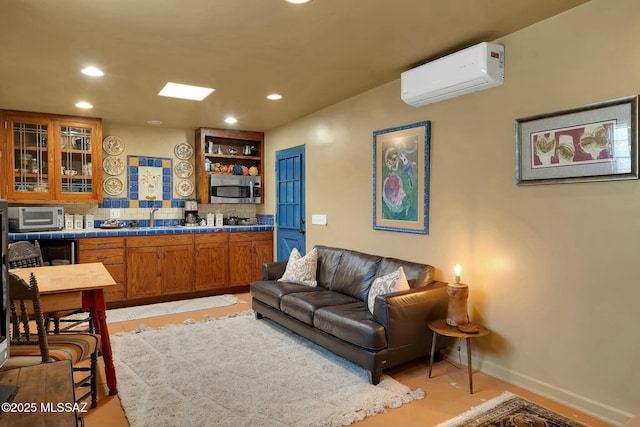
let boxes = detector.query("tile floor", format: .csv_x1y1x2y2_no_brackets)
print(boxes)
84,292,612,427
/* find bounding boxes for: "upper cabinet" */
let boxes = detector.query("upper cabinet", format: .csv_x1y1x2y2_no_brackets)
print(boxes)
194,127,264,204
1,110,103,203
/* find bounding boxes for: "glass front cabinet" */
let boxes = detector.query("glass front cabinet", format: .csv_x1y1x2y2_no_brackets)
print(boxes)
1,111,103,203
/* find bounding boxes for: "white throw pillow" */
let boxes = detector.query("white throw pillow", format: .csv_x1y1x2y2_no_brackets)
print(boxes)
367,267,410,314
278,248,318,287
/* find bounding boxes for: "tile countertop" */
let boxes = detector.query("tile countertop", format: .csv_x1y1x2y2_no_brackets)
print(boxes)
8,225,274,241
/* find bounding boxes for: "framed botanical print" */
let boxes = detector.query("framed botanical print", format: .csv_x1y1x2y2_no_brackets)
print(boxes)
515,95,638,185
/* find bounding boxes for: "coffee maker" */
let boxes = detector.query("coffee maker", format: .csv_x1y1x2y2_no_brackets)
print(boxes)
184,200,199,226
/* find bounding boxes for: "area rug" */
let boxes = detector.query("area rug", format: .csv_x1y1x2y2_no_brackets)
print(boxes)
436,391,589,427
111,311,423,427
105,294,246,323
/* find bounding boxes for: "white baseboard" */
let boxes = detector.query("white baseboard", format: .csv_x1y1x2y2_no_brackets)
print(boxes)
443,348,633,425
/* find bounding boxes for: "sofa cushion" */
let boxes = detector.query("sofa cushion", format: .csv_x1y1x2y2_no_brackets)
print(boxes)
280,290,359,325
250,280,324,310
278,247,318,287
367,266,410,314
376,257,435,288
315,246,344,289
330,250,382,301
314,303,387,351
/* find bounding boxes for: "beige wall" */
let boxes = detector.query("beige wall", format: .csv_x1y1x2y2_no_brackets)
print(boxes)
263,0,639,423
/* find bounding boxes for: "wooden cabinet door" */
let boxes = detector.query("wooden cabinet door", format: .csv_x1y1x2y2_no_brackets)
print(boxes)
2,112,55,202
54,118,102,203
195,242,229,291
228,240,254,287
253,239,274,282
126,246,162,299
228,231,273,286
161,244,194,295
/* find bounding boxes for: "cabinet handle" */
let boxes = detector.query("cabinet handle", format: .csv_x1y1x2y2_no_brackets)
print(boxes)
97,256,107,260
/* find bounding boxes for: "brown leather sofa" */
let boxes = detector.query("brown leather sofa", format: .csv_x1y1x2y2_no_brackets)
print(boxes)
250,245,449,384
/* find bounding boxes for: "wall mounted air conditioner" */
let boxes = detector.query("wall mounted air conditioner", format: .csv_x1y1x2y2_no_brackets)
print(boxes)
401,42,504,107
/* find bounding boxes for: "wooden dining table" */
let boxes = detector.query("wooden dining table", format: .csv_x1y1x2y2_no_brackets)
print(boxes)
10,262,119,396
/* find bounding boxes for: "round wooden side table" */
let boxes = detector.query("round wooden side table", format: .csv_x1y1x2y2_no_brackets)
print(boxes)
428,318,489,394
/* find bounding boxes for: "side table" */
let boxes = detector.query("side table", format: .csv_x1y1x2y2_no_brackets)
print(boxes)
428,318,489,394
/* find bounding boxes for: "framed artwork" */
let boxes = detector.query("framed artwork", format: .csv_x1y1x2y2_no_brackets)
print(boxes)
373,120,430,234
515,95,638,185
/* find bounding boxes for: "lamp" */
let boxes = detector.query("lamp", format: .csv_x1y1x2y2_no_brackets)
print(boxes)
446,264,469,327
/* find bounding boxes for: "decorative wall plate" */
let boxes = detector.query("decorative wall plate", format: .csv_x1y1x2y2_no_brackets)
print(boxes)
103,176,124,196
175,160,194,178
103,156,125,175
103,136,124,155
174,142,193,160
175,179,194,197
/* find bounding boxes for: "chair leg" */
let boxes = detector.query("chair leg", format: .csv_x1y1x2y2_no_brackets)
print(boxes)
90,349,97,408
72,348,99,407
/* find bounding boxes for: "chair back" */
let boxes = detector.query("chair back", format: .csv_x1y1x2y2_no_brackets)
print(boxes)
8,241,44,269
8,272,51,363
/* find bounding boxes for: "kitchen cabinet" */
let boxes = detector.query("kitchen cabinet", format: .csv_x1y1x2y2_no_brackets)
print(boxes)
1,110,102,203
228,231,273,287
194,127,264,204
78,237,126,303
126,235,194,300
194,233,229,291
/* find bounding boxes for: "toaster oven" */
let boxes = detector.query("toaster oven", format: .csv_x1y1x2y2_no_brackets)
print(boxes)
8,206,64,232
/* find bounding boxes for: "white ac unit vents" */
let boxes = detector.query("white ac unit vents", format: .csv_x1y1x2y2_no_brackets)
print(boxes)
401,42,505,107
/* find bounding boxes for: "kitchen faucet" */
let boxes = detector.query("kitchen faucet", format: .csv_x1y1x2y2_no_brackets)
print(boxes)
149,207,158,228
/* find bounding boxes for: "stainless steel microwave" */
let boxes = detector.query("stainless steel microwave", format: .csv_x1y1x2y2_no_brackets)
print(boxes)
8,206,64,232
210,175,261,204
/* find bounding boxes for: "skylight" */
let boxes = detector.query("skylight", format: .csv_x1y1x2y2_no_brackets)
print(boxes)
158,82,214,101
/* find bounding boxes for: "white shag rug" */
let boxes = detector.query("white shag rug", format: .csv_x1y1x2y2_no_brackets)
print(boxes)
111,311,424,427
106,294,246,323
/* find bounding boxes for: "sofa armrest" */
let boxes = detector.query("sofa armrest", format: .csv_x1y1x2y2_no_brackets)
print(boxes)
261,261,288,280
373,281,448,349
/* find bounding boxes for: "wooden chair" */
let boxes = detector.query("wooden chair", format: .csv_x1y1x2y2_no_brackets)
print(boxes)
6,240,44,268
8,240,92,334
1,271,100,408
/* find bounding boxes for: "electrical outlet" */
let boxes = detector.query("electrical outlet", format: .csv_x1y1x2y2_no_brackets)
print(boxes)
110,209,121,219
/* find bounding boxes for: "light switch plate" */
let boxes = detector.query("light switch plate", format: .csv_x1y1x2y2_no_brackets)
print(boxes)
311,214,327,225
110,209,121,219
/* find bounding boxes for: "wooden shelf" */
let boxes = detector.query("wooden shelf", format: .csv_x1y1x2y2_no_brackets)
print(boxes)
195,127,264,204
205,153,261,161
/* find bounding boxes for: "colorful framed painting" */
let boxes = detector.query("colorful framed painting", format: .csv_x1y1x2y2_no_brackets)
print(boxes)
373,120,430,234
515,95,638,185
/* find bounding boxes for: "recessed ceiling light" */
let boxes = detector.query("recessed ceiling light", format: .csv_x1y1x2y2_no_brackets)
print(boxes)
286,0,312,4
158,82,214,101
81,66,104,77
224,117,238,124
147,120,163,125
75,102,93,109
267,94,283,100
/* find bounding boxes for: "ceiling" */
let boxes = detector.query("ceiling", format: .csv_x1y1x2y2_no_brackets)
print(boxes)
0,0,590,132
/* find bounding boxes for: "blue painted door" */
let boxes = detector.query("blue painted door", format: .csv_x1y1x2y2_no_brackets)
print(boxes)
276,145,305,261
